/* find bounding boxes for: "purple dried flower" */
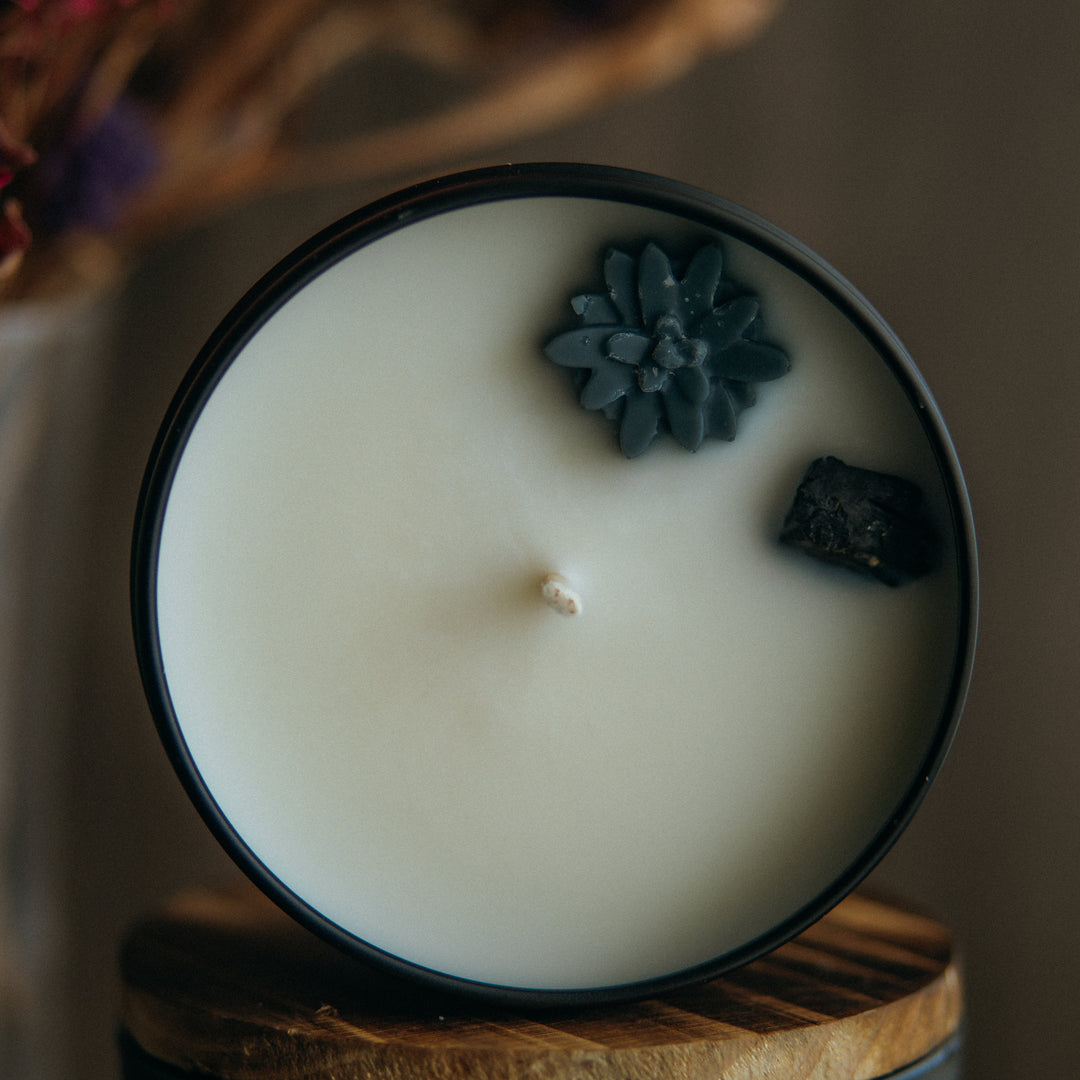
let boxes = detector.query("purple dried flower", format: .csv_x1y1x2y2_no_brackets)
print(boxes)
36,95,160,237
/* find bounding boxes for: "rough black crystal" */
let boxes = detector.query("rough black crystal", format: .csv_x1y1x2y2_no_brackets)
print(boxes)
780,456,939,586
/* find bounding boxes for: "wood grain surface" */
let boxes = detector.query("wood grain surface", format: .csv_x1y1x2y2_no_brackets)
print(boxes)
118,886,963,1080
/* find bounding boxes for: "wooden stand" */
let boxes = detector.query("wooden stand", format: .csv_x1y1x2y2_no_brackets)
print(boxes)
118,887,963,1080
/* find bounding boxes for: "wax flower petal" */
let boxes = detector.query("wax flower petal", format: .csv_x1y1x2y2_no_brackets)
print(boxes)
707,383,738,442
636,363,669,394
619,390,663,458
545,326,618,368
674,363,710,405
663,384,706,451
580,359,636,409
607,330,652,366
572,292,620,324
604,248,640,325
637,242,681,326
679,244,725,324
713,340,791,384
694,295,760,351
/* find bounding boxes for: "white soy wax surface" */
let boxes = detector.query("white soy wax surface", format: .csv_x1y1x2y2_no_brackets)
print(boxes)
155,196,961,991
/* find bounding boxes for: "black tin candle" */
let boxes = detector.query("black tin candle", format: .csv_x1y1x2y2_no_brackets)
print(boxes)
132,163,977,1006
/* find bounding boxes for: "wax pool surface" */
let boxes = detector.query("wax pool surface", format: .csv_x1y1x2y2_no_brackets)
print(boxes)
155,196,961,991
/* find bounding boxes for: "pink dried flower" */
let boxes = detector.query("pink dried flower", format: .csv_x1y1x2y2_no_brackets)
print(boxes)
4,0,151,44
10,0,139,18
0,196,32,281
0,120,37,189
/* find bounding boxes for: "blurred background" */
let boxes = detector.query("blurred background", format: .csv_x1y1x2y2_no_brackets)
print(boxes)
2,1,1077,1077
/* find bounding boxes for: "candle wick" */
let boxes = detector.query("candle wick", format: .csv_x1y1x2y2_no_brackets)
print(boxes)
541,573,582,617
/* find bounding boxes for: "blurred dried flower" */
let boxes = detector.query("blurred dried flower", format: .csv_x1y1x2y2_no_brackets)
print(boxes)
0,0,782,300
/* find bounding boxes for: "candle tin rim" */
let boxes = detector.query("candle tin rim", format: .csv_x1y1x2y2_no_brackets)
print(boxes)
132,161,978,1008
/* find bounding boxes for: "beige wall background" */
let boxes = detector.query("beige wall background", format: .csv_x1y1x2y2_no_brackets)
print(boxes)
36,1,1079,1077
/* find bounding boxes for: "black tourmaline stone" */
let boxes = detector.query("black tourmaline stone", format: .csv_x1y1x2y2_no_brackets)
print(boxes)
780,456,939,586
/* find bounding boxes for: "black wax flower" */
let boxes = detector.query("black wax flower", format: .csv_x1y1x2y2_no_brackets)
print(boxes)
544,242,791,458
